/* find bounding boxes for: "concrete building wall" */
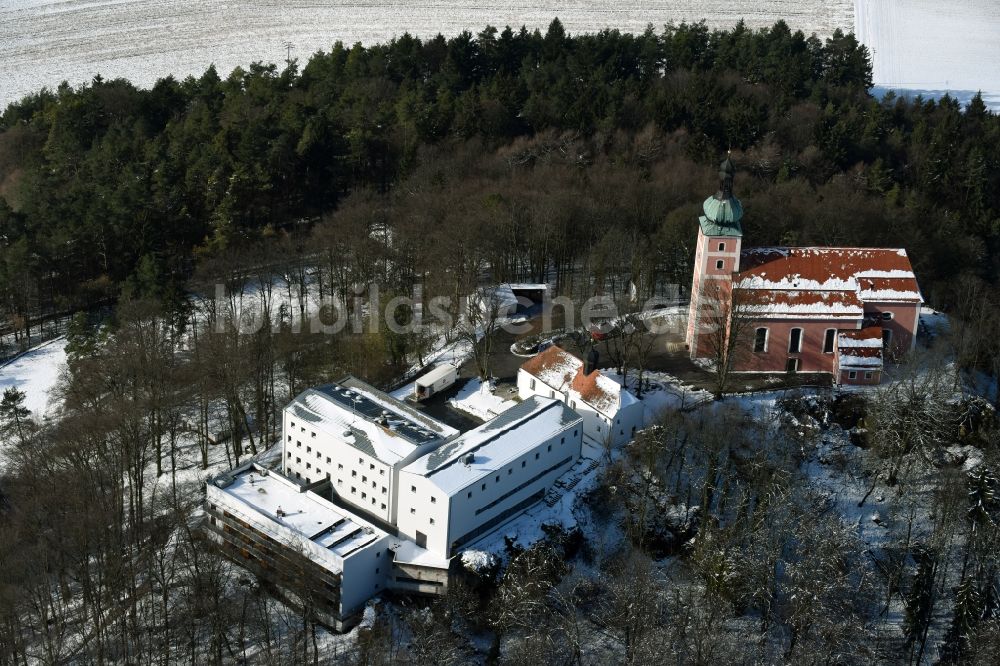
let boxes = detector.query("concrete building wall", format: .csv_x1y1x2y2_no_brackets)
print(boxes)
282,410,394,523
394,473,452,556
445,424,581,554
396,419,582,557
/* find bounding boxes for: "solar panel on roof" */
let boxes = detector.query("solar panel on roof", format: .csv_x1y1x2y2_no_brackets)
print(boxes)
314,383,442,445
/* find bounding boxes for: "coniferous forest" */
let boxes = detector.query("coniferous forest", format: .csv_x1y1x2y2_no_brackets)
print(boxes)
2,19,1000,665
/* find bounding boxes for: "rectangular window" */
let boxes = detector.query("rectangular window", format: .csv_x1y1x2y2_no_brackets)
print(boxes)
521,461,526,468
410,507,416,514
716,259,724,270
824,329,836,354
411,485,416,492
326,456,331,464
547,445,552,452
535,452,540,460
306,446,311,453
865,371,873,380
351,487,356,494
430,496,437,503
881,311,893,321
718,242,726,251
529,378,536,390
338,463,343,470
882,329,893,347
381,503,386,510
789,328,802,353
430,518,435,525
311,431,316,438
848,371,857,380
468,491,472,498
754,328,768,353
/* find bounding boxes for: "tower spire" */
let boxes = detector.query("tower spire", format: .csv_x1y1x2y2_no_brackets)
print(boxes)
717,151,736,200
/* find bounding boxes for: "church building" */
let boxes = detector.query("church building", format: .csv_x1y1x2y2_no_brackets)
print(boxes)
685,157,923,385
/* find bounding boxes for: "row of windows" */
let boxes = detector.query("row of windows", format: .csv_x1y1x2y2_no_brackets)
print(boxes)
753,326,894,355
847,370,875,380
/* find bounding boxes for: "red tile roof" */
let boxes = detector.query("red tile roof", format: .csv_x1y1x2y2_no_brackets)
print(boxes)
735,247,922,318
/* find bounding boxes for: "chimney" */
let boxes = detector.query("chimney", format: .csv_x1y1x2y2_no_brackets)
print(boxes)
585,348,599,375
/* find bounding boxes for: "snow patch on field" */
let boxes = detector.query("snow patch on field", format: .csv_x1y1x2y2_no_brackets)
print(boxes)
856,0,1000,110
448,378,516,420
0,336,66,419
1,1,853,108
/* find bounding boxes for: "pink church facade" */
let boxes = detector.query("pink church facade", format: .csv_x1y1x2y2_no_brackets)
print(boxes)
686,158,923,386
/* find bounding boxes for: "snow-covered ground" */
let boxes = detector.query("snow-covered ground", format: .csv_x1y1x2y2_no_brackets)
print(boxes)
855,0,1000,110
0,1,854,108
447,377,517,420
0,336,66,419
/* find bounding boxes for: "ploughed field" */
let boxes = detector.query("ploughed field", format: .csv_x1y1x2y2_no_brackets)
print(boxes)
2,0,853,107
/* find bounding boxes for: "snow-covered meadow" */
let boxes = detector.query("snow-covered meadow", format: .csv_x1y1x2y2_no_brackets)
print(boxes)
0,336,65,418
1,0,854,108
855,0,1000,109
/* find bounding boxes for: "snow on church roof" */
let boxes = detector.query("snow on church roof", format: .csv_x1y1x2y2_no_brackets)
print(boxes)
403,396,581,494
838,327,884,369
520,345,636,415
286,377,458,465
744,289,864,319
736,247,922,318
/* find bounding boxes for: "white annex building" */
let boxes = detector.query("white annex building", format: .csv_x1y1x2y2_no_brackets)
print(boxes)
207,375,585,629
517,346,643,447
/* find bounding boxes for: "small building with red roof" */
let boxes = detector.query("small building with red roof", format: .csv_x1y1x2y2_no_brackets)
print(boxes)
517,345,643,446
686,157,922,385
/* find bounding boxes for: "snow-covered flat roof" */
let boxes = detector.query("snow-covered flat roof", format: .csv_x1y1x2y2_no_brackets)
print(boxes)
286,377,458,465
390,538,451,569
211,464,389,566
403,396,581,495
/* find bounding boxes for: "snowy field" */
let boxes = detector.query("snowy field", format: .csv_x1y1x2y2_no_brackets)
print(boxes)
0,336,65,419
855,0,1000,109
0,0,855,108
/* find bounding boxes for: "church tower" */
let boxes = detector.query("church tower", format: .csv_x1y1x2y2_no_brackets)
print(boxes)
686,156,744,358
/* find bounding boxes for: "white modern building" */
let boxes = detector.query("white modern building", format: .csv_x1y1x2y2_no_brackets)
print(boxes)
208,376,586,629
517,345,644,447
205,463,394,630
282,376,459,526
396,396,582,557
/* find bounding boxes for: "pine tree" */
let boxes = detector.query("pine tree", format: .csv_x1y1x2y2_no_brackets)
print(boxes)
0,386,31,444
